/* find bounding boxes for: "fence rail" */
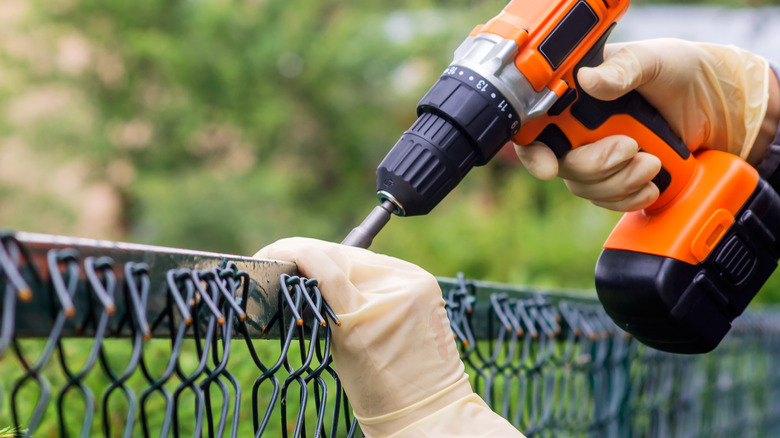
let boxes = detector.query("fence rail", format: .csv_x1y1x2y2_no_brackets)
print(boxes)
1,231,779,437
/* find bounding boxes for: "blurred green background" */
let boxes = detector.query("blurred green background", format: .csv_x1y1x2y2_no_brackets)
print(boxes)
2,0,780,301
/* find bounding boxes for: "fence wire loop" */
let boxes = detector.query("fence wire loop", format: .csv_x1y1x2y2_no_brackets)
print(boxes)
10,247,81,435
100,261,149,438
47,249,79,319
123,262,152,340
191,268,226,326
58,255,117,437
0,234,32,303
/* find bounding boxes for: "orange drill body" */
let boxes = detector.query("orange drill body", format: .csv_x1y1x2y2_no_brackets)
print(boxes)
479,0,627,95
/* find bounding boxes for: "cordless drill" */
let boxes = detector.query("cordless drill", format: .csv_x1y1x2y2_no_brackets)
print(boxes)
342,0,780,353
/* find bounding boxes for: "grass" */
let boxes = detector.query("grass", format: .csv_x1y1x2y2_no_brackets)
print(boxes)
0,427,27,437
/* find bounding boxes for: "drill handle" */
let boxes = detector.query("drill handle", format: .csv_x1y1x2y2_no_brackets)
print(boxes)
517,31,698,210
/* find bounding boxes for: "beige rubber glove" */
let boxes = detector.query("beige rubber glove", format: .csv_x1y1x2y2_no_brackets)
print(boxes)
515,38,773,212
254,237,524,438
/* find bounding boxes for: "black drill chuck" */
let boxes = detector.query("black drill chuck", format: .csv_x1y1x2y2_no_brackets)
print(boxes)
343,67,523,249
376,67,521,217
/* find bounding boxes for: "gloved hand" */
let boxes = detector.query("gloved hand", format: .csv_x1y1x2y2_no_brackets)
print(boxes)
254,237,523,438
515,38,777,212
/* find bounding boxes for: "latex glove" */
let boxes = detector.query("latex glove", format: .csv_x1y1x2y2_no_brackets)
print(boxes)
255,237,524,438
515,38,774,212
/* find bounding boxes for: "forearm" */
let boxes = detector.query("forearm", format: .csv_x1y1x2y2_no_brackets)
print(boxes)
747,62,780,166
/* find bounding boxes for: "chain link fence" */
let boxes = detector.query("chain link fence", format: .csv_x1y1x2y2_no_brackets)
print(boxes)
1,231,780,437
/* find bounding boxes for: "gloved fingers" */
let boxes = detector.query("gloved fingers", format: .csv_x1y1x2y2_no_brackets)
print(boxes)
602,42,629,58
563,150,661,210
590,181,660,212
577,42,650,101
254,237,434,315
254,237,366,314
514,141,559,180
557,135,641,182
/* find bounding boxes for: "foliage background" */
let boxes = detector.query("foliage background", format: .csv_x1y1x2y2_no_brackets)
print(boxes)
1,0,780,301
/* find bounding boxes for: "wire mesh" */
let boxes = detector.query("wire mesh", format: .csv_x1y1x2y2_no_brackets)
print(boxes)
440,275,780,437
1,231,780,437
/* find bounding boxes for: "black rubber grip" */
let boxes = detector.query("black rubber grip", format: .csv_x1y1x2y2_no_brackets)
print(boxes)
570,90,690,162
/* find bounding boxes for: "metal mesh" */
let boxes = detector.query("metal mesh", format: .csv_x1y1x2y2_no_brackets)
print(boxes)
1,231,780,437
441,275,780,437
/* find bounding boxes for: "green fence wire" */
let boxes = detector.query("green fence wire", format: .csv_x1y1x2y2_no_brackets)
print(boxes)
1,231,779,437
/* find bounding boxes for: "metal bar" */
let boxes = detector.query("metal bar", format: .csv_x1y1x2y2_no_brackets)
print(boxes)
3,231,297,339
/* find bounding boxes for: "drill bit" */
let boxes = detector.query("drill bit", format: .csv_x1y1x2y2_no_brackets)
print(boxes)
341,200,397,249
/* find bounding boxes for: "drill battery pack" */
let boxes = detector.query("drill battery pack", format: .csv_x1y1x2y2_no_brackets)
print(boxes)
595,150,780,354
